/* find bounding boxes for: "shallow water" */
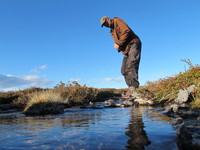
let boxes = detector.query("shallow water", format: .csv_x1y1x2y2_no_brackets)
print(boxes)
0,105,178,150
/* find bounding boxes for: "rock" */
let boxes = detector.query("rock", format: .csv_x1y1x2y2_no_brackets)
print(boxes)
123,98,135,106
162,106,174,116
172,104,179,113
134,98,148,105
115,103,125,107
162,105,180,117
104,99,116,105
187,85,195,93
171,117,183,125
175,89,189,104
147,100,154,105
130,91,140,99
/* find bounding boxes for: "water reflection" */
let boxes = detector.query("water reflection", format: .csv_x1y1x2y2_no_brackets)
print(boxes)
0,106,178,150
126,106,151,150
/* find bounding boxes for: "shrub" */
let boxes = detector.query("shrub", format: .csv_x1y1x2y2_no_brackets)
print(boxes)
59,86,98,105
95,88,122,101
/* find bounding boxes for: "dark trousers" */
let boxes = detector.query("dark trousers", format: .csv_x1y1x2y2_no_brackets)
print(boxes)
121,42,141,88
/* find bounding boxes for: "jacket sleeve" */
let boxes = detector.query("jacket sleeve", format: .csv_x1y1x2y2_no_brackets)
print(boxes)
115,18,131,51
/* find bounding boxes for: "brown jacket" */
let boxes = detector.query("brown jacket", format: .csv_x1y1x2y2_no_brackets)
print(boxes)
110,17,141,54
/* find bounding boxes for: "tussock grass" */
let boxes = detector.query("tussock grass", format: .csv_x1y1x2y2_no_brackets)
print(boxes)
24,90,66,111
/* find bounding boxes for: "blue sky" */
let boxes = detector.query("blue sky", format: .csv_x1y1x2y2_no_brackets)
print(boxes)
0,0,200,91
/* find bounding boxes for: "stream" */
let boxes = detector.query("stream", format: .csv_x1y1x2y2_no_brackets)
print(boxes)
0,105,178,150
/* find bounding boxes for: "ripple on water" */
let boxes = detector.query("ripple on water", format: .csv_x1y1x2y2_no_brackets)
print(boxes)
0,107,178,150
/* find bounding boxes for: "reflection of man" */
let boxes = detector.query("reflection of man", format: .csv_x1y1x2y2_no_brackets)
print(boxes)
100,16,141,98
126,107,151,149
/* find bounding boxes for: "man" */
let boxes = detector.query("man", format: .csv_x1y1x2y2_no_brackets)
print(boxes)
100,16,141,98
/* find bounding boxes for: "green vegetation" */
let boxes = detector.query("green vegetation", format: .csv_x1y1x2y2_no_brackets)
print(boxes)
138,59,200,107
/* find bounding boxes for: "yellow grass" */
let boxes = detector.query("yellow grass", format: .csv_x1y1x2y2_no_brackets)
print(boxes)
24,90,66,111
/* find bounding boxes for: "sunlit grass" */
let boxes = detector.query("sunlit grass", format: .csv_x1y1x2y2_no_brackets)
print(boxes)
138,64,200,105
24,90,66,112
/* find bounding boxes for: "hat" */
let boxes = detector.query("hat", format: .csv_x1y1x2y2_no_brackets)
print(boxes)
100,16,107,27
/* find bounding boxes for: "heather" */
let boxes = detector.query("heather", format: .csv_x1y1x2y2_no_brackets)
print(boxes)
138,60,200,107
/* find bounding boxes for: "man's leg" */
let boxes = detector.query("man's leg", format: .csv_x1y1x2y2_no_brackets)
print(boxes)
126,42,141,89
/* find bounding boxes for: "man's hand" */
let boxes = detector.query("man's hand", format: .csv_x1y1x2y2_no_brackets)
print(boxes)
113,43,119,50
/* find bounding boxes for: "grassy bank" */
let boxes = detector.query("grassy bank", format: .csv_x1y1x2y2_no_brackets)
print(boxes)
137,61,200,107
1,61,199,112
0,81,122,112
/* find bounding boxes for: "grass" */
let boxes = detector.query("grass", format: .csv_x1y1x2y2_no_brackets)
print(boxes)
1,60,199,110
137,61,200,107
24,90,66,112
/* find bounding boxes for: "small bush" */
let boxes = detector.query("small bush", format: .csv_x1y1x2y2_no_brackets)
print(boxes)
95,88,122,101
59,86,98,105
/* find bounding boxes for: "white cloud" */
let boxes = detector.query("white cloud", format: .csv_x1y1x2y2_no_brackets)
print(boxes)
40,65,48,70
69,78,81,82
31,65,48,73
0,74,52,91
22,75,40,81
103,77,123,82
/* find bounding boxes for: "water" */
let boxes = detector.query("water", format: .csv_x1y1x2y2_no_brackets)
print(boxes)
0,105,178,150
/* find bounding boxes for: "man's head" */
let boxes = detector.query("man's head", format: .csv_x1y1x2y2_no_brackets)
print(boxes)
100,16,112,28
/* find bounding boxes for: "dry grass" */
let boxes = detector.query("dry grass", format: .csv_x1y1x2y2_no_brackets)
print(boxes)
24,90,66,111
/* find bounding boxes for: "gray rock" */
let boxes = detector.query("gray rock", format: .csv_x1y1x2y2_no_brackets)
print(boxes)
104,99,116,105
172,104,179,113
147,100,154,105
175,89,189,104
123,99,135,106
134,98,148,105
130,91,140,99
187,84,195,93
163,106,174,116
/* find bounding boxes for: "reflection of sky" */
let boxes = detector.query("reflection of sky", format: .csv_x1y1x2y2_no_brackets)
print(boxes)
0,107,178,150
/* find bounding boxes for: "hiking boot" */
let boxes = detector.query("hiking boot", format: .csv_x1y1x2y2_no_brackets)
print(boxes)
121,86,135,99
